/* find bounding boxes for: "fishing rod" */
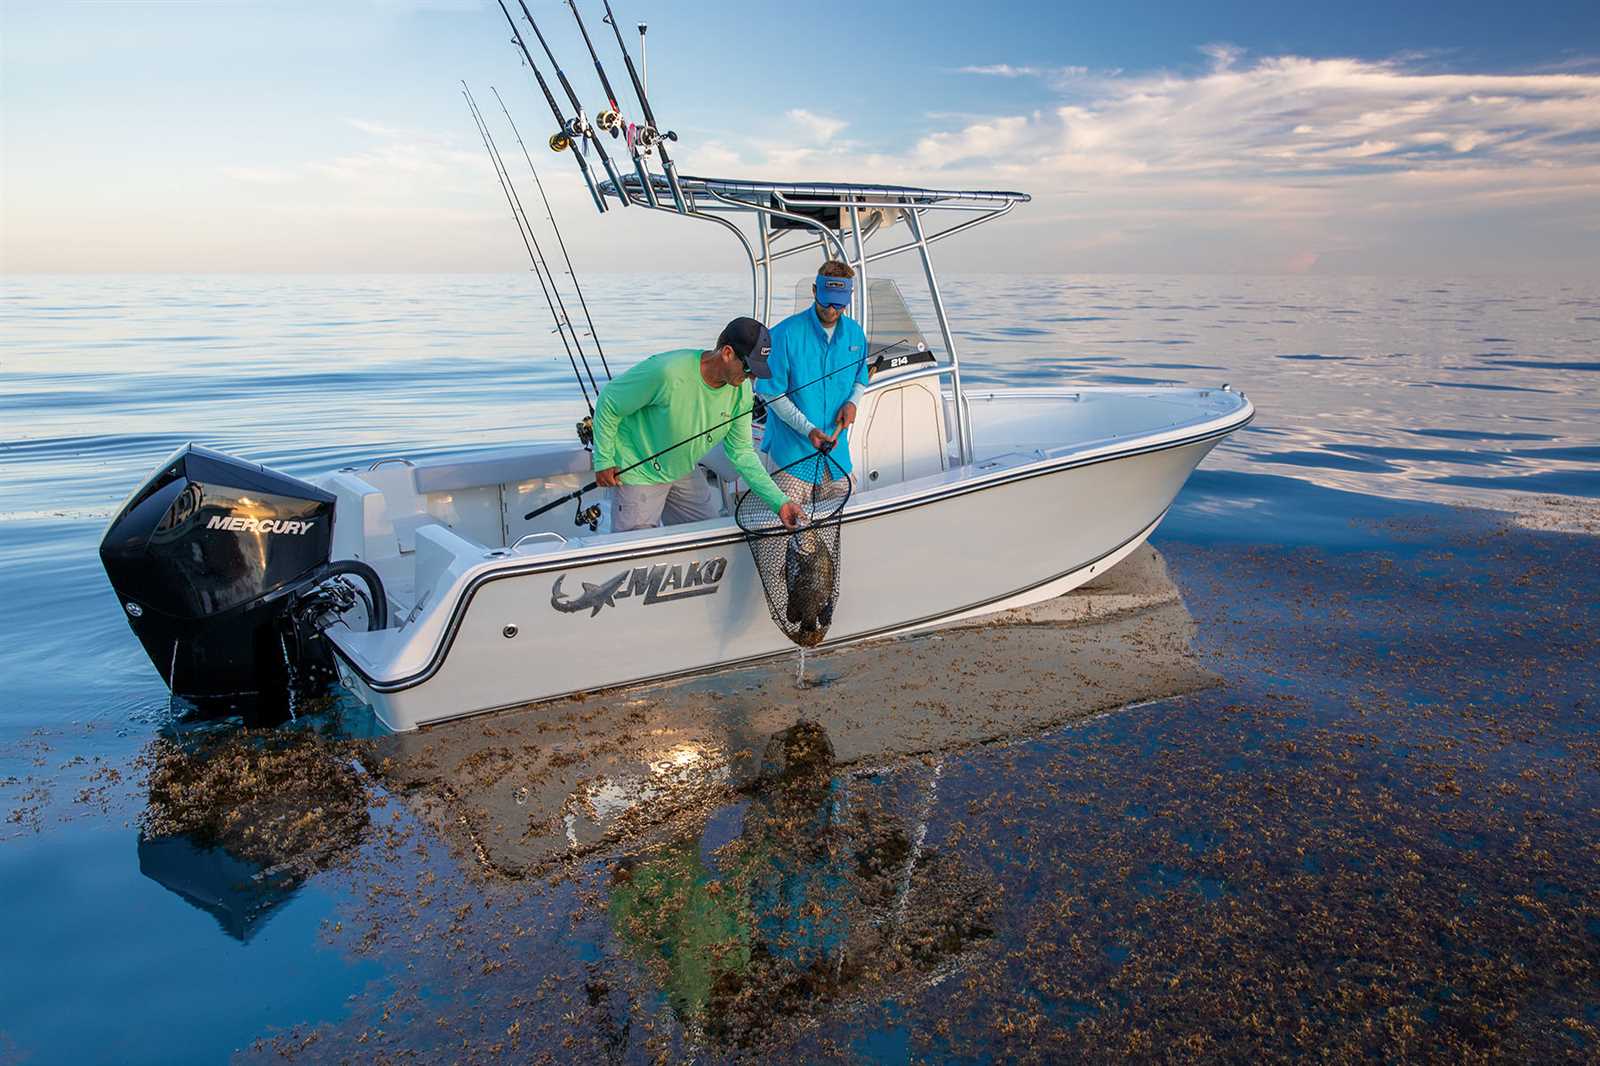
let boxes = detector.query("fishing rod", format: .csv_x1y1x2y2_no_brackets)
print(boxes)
564,0,660,208
490,84,612,381
494,0,608,214
600,0,686,212
463,84,597,423
525,338,914,523
514,0,632,208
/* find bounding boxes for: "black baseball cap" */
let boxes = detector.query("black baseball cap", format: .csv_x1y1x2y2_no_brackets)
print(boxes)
717,316,773,378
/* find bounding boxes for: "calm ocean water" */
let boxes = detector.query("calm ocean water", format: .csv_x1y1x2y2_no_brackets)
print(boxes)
1,272,1597,1062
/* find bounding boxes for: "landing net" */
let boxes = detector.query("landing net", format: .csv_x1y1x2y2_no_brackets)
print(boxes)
735,451,852,648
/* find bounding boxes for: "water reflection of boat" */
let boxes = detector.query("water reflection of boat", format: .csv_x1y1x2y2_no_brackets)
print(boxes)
135,727,369,941
606,722,994,1048
136,834,297,943
379,544,1215,877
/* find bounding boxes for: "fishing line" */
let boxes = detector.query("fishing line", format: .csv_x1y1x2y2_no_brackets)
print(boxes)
463,84,596,417
525,338,914,521
490,85,612,381
466,85,601,401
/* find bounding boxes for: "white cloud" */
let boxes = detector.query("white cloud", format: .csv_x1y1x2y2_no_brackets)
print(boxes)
871,53,1600,192
223,117,488,197
1199,42,1244,71
18,48,1597,274
910,115,1031,168
786,109,848,144
958,63,1090,86
959,64,1040,78
685,50,1600,273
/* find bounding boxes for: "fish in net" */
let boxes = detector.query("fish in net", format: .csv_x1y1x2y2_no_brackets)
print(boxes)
735,450,852,647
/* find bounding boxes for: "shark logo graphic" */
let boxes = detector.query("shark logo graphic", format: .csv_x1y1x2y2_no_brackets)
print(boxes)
550,556,729,618
550,572,630,617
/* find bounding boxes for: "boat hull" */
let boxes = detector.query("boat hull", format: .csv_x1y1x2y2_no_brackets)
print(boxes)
330,433,1222,732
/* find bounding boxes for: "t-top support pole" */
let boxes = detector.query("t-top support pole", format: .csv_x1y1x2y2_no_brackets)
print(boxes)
905,205,970,465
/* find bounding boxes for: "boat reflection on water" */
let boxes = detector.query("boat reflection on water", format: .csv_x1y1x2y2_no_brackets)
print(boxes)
338,546,1209,1048
136,833,298,943
605,721,994,1047
134,725,370,943
378,544,1215,878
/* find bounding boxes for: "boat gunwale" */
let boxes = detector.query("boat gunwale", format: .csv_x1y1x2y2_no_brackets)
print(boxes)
329,394,1253,694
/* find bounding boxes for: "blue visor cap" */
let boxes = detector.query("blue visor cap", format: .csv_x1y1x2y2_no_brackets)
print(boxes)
815,273,854,308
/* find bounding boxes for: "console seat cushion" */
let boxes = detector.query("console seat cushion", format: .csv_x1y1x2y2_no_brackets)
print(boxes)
413,447,592,495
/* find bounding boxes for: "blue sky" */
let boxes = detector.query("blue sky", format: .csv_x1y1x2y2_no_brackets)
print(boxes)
3,0,1598,274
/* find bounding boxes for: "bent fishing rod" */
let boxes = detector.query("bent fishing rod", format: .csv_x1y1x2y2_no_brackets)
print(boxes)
462,84,598,419
515,0,631,207
494,0,607,214
490,85,612,381
600,0,686,212
565,0,659,208
525,338,913,522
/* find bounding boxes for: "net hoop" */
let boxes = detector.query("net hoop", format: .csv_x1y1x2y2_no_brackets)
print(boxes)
734,450,852,538
734,449,852,647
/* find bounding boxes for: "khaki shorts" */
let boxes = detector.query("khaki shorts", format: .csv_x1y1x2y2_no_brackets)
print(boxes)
772,467,854,506
611,470,722,532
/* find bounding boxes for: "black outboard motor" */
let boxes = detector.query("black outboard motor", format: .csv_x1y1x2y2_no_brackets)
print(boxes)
100,444,386,711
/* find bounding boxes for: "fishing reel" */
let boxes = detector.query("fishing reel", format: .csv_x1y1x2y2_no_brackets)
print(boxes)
596,108,622,136
636,125,677,152
550,132,573,153
576,415,594,449
574,501,602,531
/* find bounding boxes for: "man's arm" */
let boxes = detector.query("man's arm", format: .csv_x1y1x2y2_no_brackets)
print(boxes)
724,396,791,511
766,395,820,438
833,321,871,431
759,322,830,449
592,357,664,473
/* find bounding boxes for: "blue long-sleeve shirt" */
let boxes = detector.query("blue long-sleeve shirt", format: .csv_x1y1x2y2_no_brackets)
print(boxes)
757,308,870,477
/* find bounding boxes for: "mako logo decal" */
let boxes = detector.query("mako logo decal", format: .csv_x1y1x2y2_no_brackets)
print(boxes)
206,514,315,535
551,556,728,618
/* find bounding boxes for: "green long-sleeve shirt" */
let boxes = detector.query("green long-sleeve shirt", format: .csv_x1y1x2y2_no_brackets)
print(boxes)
592,349,788,511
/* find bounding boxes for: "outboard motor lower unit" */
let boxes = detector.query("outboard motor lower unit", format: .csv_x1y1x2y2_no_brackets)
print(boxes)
100,444,385,710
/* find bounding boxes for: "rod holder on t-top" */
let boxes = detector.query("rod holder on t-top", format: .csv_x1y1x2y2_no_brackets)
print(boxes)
515,0,632,208
600,0,687,213
565,0,659,208
494,0,607,214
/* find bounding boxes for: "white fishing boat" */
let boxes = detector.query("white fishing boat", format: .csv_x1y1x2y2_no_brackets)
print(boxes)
98,10,1251,732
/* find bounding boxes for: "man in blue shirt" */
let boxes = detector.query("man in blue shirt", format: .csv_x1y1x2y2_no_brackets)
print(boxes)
757,260,870,501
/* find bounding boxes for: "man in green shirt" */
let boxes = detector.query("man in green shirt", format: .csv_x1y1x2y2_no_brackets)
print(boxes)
594,317,802,533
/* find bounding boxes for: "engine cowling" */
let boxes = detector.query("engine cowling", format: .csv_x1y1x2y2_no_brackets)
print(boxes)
100,444,339,706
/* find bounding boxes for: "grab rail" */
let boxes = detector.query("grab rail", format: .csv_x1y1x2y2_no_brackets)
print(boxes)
368,457,415,471
511,530,568,550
